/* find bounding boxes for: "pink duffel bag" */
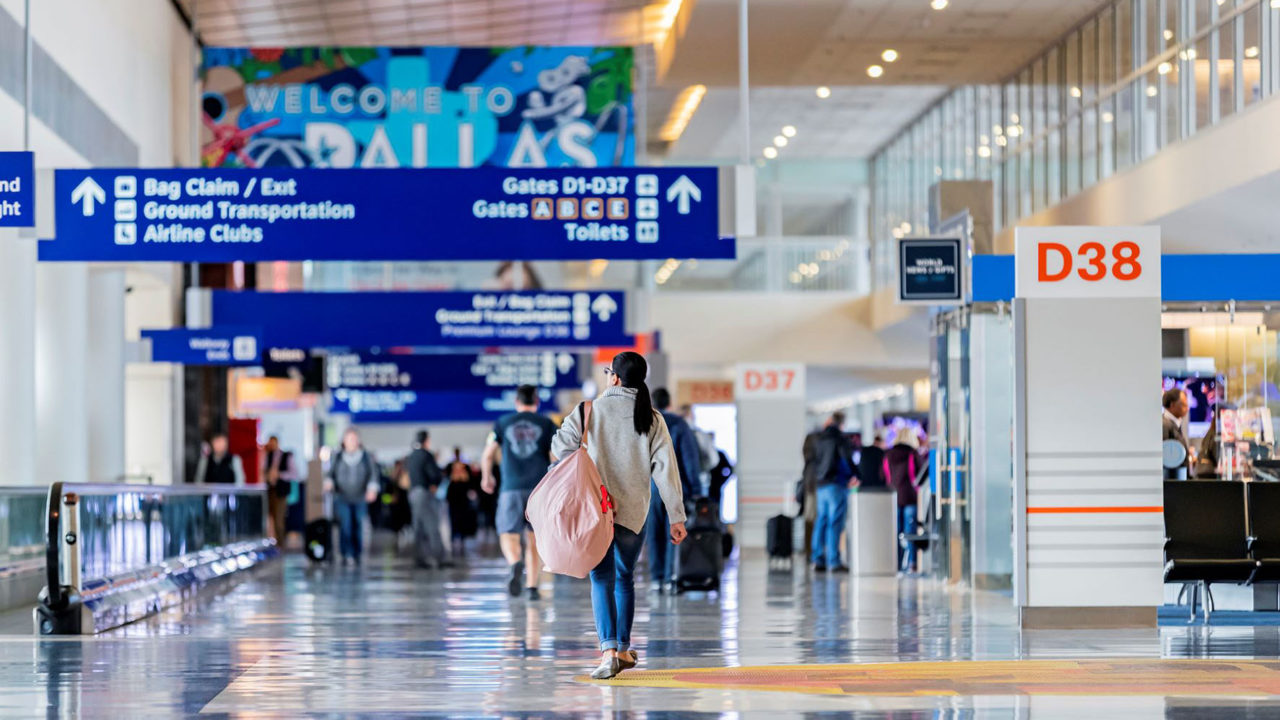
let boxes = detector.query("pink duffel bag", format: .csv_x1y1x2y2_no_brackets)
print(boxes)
525,401,615,578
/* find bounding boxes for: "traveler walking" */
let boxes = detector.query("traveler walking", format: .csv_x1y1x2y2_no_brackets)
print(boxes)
645,387,702,592
194,433,245,485
262,435,295,543
403,430,450,569
482,385,558,599
809,412,856,573
550,352,687,680
884,430,922,573
326,428,380,566
444,448,478,556
800,429,822,553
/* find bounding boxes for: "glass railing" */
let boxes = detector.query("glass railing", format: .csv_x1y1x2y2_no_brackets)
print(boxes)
0,488,54,578
296,237,874,295
69,484,267,582
650,237,871,293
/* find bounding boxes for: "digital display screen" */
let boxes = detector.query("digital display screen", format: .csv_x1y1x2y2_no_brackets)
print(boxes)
899,238,962,303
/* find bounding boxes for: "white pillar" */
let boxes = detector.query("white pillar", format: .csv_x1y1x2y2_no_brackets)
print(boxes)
1013,226,1162,626
87,268,126,483
36,263,90,485
734,363,806,548
0,232,38,485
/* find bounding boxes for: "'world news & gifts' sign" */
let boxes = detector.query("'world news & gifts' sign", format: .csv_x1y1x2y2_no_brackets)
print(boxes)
200,46,633,169
210,290,629,349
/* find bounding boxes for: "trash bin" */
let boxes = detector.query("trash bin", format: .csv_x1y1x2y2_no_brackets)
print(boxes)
847,487,896,576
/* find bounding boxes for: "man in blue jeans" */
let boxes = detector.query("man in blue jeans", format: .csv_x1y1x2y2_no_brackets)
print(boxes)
809,411,856,572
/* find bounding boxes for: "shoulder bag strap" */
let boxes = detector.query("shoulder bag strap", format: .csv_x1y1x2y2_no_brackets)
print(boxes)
579,401,593,450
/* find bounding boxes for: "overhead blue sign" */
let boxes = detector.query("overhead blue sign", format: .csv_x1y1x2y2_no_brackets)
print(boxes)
327,351,580,391
329,387,554,423
211,290,628,349
0,152,34,227
41,166,727,262
142,326,262,365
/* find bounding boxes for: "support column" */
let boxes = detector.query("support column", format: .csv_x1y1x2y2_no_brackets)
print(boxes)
36,263,90,485
0,233,37,485
1013,226,1162,628
87,268,126,482
734,363,806,548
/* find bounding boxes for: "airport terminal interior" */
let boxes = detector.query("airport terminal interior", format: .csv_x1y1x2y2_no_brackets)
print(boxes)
8,0,1280,716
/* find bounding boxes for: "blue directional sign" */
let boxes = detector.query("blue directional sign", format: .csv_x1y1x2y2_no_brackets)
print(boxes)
0,152,34,227
329,387,555,423
142,326,262,365
327,351,580,391
211,290,628,349
40,166,728,261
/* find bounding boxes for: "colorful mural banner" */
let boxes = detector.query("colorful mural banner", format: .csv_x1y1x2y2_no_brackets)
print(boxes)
200,46,635,169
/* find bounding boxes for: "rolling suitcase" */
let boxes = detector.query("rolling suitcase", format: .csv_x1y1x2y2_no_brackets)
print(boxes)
305,519,333,563
673,527,723,593
766,514,794,569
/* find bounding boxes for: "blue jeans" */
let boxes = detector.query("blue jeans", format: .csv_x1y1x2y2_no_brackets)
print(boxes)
590,524,646,652
645,483,673,583
334,496,367,561
897,504,918,572
809,484,848,567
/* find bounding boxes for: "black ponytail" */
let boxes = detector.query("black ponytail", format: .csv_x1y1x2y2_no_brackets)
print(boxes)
612,351,654,436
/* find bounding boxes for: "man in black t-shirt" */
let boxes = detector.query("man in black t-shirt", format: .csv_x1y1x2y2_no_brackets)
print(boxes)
482,385,558,600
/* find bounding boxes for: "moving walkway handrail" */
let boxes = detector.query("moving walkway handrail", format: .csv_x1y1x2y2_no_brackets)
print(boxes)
44,481,64,611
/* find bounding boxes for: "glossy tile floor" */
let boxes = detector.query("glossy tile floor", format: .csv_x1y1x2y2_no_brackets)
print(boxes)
6,536,1280,718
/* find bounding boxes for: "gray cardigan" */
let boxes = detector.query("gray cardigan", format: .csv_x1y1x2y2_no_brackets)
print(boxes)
551,387,687,534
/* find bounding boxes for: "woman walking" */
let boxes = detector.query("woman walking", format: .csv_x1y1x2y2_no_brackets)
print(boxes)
551,351,687,680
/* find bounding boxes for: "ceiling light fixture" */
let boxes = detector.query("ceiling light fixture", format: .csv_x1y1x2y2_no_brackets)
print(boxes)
1164,29,1174,41
1102,111,1115,123
763,146,778,159
782,125,797,137
1069,86,1082,98
931,0,948,9
774,135,788,147
977,145,992,158
1158,61,1172,75
1146,85,1158,97
1272,0,1279,9
816,86,832,99
656,84,707,143
882,49,899,62
1247,46,1260,58
867,64,884,78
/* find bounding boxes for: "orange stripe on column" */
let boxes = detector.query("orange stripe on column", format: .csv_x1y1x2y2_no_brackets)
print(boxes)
1027,506,1163,514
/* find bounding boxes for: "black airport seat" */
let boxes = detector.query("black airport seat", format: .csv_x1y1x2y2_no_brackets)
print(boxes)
1247,482,1280,582
1163,481,1256,585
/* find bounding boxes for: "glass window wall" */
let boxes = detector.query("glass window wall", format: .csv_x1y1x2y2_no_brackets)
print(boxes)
870,0,1277,290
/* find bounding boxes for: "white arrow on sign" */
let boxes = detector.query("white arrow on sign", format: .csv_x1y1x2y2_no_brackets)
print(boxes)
70,177,106,217
556,352,575,374
665,175,702,215
591,294,618,322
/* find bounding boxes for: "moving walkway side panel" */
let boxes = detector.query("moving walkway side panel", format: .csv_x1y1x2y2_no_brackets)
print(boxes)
34,483,277,635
